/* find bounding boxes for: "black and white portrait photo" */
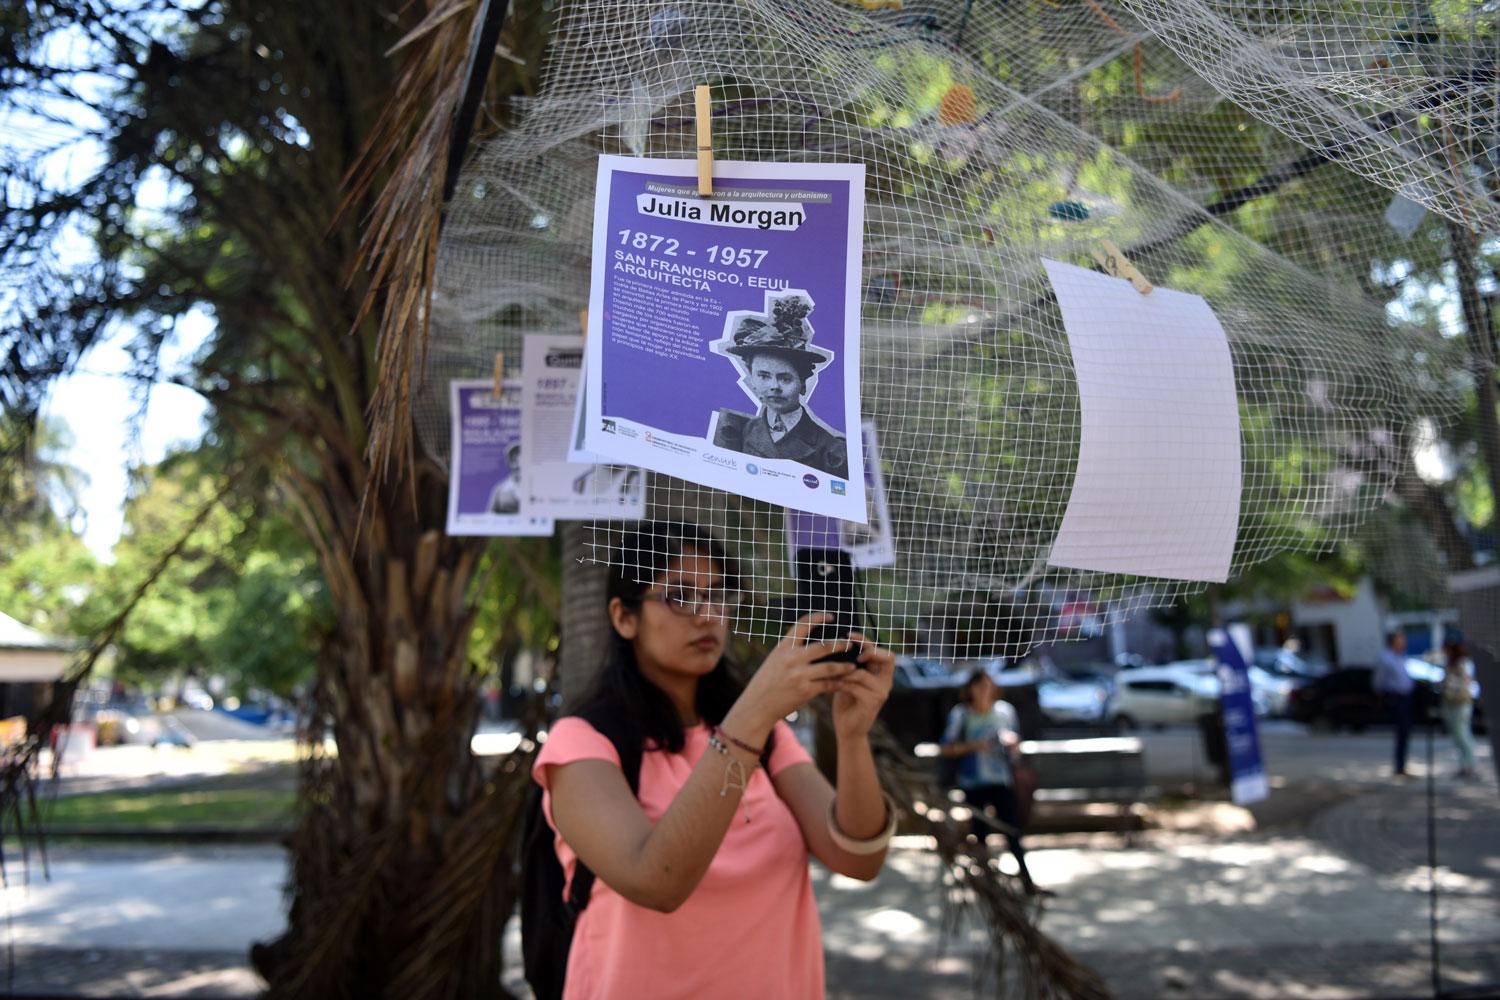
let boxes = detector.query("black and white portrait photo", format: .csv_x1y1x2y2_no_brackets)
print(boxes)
487,442,523,515
707,292,849,480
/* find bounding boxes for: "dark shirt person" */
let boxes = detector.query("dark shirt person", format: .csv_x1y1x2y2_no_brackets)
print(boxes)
1374,632,1415,777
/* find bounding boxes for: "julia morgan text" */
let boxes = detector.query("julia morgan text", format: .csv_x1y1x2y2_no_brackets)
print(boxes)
636,194,806,231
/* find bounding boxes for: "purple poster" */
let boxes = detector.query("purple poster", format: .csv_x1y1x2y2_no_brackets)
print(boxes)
584,156,867,521
785,420,896,570
446,379,554,537
520,334,645,521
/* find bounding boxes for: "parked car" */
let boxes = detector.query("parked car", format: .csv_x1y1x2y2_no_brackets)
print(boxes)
892,657,965,691
1107,665,1219,730
1175,658,1301,717
1288,667,1390,731
1286,661,1457,731
178,686,214,711
1254,647,1330,681
1034,663,1115,726
1038,678,1112,726
1246,665,1300,717
972,656,1037,681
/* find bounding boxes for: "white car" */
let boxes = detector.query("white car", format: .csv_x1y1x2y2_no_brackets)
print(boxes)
1107,665,1220,729
1176,658,1292,717
1038,678,1113,725
1247,665,1296,717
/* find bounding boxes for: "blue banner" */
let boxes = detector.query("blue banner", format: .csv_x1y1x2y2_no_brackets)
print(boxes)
1208,627,1269,804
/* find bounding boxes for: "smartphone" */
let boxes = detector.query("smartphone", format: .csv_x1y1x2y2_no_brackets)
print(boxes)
793,547,864,664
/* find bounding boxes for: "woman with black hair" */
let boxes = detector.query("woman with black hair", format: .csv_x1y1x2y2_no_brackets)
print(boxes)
939,668,1048,896
533,522,895,999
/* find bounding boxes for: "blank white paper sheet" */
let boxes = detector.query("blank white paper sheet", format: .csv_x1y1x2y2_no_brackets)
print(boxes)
1042,258,1242,583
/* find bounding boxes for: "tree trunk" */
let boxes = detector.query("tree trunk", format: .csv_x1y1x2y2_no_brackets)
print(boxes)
253,453,530,1000
1395,457,1475,572
1448,219,1500,519
559,522,612,708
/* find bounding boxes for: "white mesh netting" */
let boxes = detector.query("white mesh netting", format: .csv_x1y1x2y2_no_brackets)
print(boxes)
420,0,1481,658
1118,0,1500,234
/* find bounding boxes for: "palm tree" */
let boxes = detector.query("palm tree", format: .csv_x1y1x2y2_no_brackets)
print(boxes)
2,3,545,994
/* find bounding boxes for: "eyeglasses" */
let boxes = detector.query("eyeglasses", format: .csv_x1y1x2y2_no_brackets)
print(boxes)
641,587,745,618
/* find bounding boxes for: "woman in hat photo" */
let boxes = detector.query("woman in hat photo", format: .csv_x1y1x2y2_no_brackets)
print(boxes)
709,293,849,480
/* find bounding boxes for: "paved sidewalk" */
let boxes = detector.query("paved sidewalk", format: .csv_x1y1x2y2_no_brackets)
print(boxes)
6,733,1495,997
3,948,260,999
2,846,285,953
815,759,1499,998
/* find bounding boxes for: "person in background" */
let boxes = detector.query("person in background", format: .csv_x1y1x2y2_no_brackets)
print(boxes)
1373,631,1415,778
1440,637,1479,780
939,669,1049,896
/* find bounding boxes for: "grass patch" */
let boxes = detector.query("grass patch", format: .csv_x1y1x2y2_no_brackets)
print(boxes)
41,782,294,831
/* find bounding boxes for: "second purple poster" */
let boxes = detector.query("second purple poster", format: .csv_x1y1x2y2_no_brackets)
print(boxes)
584,155,867,521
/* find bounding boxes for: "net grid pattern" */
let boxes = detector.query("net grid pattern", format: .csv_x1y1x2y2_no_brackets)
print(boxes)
423,0,1471,659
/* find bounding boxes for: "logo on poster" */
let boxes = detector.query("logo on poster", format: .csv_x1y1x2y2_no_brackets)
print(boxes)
644,431,653,442
602,419,616,434
802,474,819,489
704,454,737,470
746,463,759,475
830,479,846,495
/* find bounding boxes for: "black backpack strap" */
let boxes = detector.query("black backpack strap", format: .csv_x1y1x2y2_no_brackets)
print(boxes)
560,705,644,924
576,702,645,796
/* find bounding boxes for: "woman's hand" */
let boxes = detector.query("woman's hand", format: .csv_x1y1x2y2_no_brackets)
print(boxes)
831,632,895,743
733,613,860,733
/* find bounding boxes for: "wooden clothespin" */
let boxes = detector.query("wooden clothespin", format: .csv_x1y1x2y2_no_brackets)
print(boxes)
694,85,713,197
579,309,588,343
492,351,504,398
1091,239,1152,294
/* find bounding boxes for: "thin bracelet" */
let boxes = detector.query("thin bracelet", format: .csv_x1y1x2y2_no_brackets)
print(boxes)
713,725,764,758
827,793,898,854
707,729,754,822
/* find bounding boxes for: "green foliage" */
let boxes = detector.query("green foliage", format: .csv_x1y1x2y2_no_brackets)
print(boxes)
465,536,563,689
1455,459,1495,529
0,523,99,638
78,447,329,696
0,417,100,637
42,779,294,832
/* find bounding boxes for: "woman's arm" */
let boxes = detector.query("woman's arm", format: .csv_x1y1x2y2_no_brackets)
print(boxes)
546,716,767,913
938,705,988,757
546,616,858,913
772,720,893,880
938,738,991,757
773,636,896,881
996,703,1021,748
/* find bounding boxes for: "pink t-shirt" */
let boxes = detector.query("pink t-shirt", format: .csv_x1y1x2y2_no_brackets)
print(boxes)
533,717,824,1000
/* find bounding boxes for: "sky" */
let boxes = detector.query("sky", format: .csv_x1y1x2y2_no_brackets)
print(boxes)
7,25,211,560
40,315,211,559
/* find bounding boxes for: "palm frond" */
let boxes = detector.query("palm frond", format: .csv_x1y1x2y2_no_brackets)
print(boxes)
343,0,481,485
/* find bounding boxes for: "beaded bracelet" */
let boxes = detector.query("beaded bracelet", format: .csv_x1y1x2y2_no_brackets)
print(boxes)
707,729,753,822
712,725,764,758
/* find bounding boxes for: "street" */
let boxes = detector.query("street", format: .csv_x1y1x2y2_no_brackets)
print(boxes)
5,727,1496,998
